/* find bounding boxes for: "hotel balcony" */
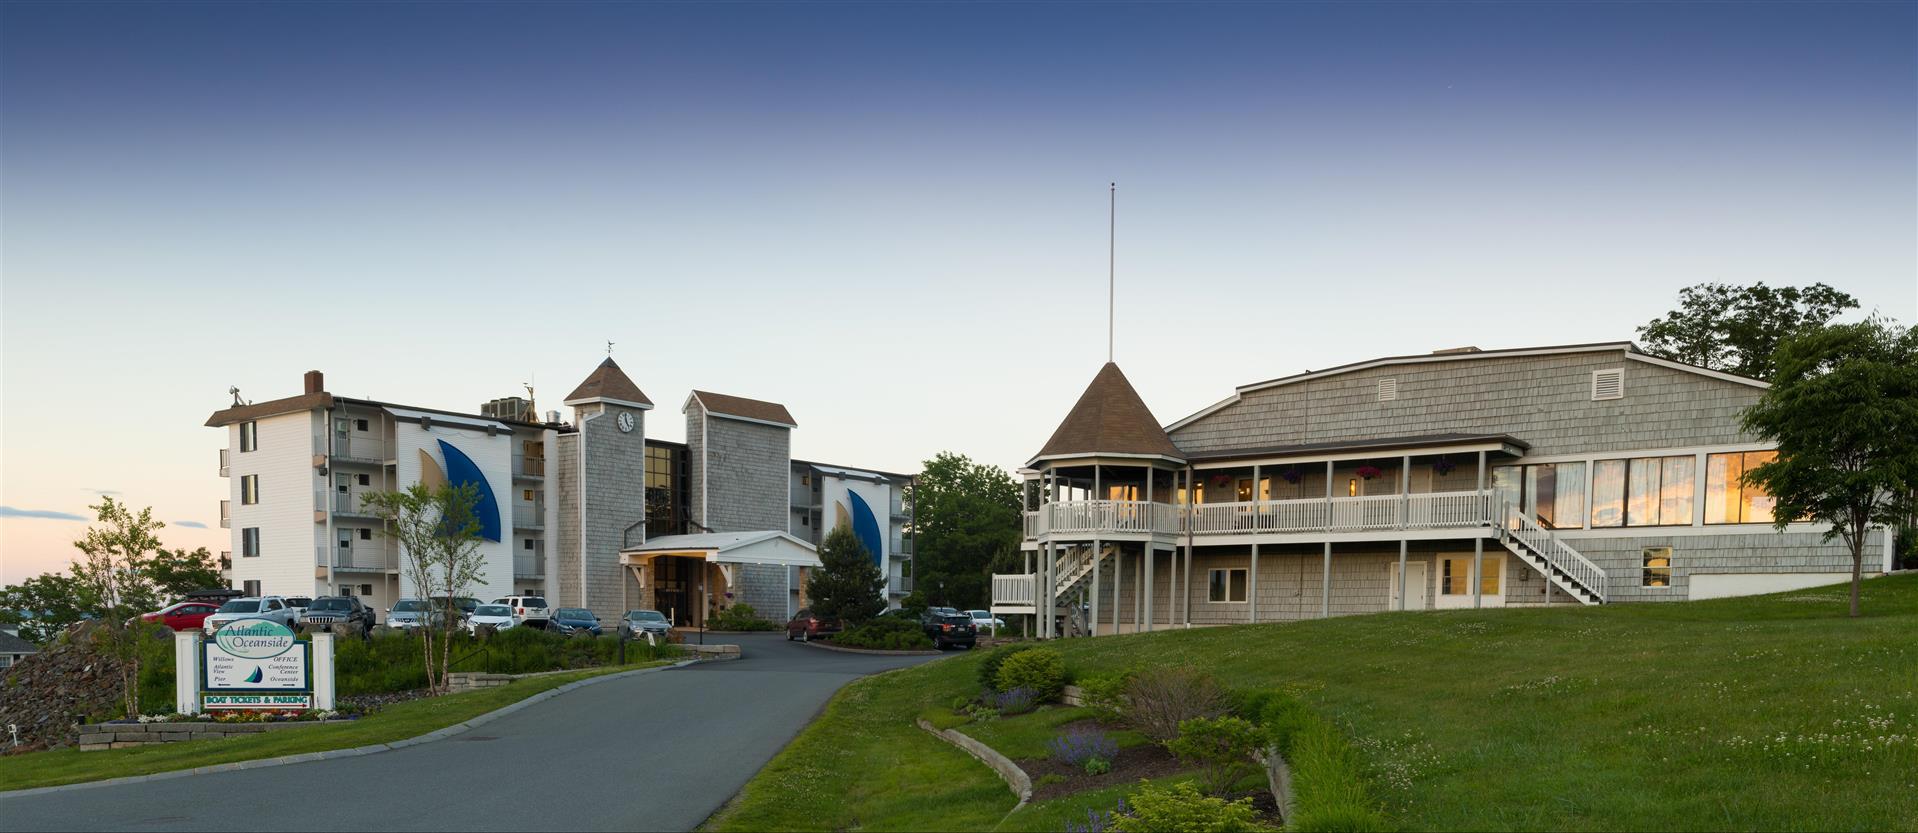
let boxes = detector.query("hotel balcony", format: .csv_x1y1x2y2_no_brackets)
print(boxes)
219,500,230,529
515,545,546,579
318,543,398,575
218,448,229,477
512,505,545,531
513,455,545,481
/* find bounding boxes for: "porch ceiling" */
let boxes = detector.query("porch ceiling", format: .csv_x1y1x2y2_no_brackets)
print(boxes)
1184,432,1528,465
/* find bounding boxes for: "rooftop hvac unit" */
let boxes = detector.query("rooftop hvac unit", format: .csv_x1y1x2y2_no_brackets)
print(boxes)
546,410,561,424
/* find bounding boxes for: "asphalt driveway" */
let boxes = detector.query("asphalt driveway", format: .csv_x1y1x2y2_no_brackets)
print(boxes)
0,633,944,832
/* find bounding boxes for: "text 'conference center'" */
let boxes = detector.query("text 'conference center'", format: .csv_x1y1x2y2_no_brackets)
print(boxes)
207,360,913,627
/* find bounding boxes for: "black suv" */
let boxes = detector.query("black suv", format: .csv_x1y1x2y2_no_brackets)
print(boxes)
921,610,977,651
303,596,376,635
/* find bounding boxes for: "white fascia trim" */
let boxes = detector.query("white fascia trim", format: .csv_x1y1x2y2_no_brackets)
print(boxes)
562,396,654,410
1026,451,1187,468
1165,393,1243,433
1234,344,1636,396
1624,353,1770,389
707,411,797,429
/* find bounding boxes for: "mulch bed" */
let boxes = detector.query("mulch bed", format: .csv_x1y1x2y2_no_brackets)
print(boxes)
1020,738,1183,802
339,688,431,713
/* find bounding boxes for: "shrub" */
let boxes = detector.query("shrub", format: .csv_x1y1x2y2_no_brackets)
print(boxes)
1124,666,1230,742
977,643,1038,692
1078,669,1135,723
995,648,1066,702
711,603,778,631
1036,773,1069,788
1085,756,1112,775
949,696,970,712
1113,780,1276,833
988,686,1037,715
834,616,934,650
1168,716,1266,796
1049,726,1120,767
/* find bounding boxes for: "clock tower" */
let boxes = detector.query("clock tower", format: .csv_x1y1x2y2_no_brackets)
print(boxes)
556,357,652,620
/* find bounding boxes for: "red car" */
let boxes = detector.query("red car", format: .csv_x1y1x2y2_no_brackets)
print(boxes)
141,601,221,631
784,608,841,642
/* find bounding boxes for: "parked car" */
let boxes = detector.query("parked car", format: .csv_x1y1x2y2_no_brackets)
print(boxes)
467,604,520,634
966,609,1007,631
493,595,551,627
202,596,297,634
547,608,601,636
139,601,221,632
429,596,481,621
302,596,375,634
927,606,960,618
922,610,977,650
620,609,673,641
387,598,428,631
784,608,840,642
283,596,313,624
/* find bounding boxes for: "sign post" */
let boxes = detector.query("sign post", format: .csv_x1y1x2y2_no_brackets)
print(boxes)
174,630,202,715
311,631,335,711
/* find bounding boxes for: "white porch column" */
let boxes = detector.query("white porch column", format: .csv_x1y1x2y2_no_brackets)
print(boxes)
1135,545,1150,629
312,631,336,711
1090,540,1102,637
1182,544,1193,627
1473,537,1485,609
1321,542,1333,618
1112,545,1124,635
174,630,201,715
1398,539,1409,612
1043,542,1055,639
1248,542,1259,624
1400,455,1411,528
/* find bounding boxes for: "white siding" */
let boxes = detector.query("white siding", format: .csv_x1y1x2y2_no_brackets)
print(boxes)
226,410,325,599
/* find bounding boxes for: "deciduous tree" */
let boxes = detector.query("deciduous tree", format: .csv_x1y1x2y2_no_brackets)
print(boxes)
362,482,486,693
1741,318,1918,617
1637,282,1858,381
909,452,1021,608
69,498,165,717
0,572,94,644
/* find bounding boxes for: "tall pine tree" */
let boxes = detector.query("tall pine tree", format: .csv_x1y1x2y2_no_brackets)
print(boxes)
807,525,886,624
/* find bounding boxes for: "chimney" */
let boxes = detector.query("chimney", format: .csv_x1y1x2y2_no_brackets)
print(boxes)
304,370,325,394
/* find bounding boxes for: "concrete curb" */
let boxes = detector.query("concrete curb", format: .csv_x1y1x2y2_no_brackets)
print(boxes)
800,639,943,657
1260,746,1298,824
916,718,1031,808
1,660,697,798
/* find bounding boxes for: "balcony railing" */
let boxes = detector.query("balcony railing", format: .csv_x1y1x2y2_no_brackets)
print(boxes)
319,544,397,572
1024,491,1494,539
331,493,382,517
513,456,546,479
219,448,230,477
315,435,387,462
513,505,545,529
219,500,231,529
515,551,546,579
889,574,913,594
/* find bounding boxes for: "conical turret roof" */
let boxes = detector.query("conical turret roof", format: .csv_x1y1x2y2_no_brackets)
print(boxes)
1031,362,1184,464
563,358,654,408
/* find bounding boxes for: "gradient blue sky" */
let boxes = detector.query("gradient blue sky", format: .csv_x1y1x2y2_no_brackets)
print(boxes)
2,1,1913,582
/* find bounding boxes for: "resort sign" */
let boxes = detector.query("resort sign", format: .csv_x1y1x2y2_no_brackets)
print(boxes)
203,617,310,701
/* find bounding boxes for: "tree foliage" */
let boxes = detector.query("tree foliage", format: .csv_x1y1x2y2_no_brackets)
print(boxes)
0,572,95,644
909,451,1021,608
1637,282,1858,381
1740,318,1918,617
146,547,223,600
361,482,487,694
806,524,886,625
68,498,166,717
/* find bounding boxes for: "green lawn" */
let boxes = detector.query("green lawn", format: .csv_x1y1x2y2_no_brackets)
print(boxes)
0,661,672,792
711,574,1918,831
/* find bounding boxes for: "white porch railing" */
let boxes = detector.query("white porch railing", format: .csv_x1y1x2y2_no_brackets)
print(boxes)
991,573,1037,610
1028,491,1495,539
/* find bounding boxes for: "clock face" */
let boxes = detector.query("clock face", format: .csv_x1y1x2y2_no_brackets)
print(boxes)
617,412,635,433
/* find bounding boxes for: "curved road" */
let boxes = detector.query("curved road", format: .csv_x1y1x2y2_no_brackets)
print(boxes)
2,633,941,832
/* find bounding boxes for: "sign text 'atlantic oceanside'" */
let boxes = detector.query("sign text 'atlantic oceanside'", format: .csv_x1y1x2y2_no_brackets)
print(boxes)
212,618,296,659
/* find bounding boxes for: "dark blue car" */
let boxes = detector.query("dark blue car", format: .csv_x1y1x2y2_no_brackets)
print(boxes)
547,607,602,636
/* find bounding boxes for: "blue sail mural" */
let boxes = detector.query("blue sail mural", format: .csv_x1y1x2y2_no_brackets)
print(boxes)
846,491,884,567
438,439,502,542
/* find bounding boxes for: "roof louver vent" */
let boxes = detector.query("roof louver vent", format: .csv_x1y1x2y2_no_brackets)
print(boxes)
1592,369,1624,401
1377,378,1398,402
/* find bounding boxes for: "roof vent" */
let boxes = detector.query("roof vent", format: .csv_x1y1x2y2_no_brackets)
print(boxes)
1431,346,1482,355
1592,368,1624,401
1377,378,1398,402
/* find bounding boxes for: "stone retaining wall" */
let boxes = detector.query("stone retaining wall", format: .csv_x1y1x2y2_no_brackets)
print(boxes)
77,720,354,751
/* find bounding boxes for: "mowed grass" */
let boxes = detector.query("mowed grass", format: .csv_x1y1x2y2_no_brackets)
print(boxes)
0,661,672,792
712,575,1918,831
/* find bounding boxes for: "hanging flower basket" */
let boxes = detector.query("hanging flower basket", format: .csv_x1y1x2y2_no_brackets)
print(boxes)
1355,465,1384,481
1209,474,1234,487
1433,456,1457,476
1279,466,1303,485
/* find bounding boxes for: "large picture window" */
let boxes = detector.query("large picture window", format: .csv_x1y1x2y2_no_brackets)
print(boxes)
1207,568,1248,603
1705,451,1779,524
1594,456,1692,527
1495,463,1589,530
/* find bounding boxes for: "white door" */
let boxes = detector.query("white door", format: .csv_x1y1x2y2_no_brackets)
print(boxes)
1434,552,1506,609
1390,561,1428,611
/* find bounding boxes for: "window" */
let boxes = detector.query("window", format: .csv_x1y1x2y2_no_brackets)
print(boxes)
355,418,369,431
358,474,370,486
359,528,371,540
800,474,810,486
338,530,351,549
240,474,259,505
1592,368,1624,400
1593,456,1692,527
340,585,356,596
523,538,534,550
1480,558,1501,595
1643,547,1673,587
1377,378,1398,402
1440,557,1470,595
242,527,260,557
239,421,258,452
1,656,14,670
1236,479,1254,502
1207,568,1248,603
1705,451,1779,524
800,515,809,526
523,489,535,501
243,580,261,596
1347,478,1358,497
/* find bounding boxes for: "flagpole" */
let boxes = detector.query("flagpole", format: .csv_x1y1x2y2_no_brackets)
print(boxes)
1108,181,1116,364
